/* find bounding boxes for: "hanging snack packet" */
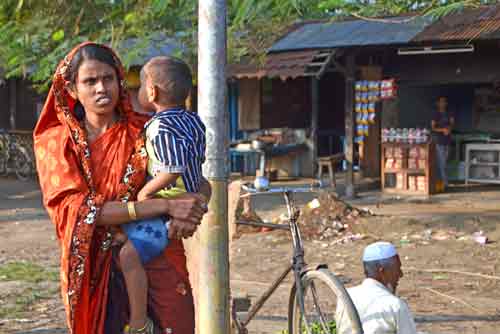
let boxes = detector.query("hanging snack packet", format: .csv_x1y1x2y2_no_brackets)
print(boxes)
355,103,362,113
357,125,364,136
368,112,376,124
355,81,363,91
356,113,363,124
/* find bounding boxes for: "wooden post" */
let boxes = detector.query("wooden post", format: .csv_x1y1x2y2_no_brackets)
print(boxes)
9,78,16,130
311,77,319,175
344,54,356,198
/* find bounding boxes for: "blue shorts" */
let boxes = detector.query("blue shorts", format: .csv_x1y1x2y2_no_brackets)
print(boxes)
122,216,169,264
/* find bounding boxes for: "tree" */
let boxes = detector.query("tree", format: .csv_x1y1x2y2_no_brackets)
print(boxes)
0,0,198,92
318,0,498,19
0,0,327,92
0,0,497,92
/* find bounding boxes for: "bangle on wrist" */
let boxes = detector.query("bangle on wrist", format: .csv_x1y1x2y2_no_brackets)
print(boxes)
127,201,137,221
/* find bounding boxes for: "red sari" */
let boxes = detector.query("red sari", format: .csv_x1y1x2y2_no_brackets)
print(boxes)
34,42,194,334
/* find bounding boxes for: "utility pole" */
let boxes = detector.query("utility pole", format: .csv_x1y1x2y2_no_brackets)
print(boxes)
197,0,230,333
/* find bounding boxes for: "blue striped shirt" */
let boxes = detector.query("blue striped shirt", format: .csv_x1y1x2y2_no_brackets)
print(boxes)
144,108,206,193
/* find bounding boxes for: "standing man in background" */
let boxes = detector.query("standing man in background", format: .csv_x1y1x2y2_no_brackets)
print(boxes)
432,96,454,192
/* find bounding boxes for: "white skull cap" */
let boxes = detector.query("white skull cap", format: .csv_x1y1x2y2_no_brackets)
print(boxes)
362,241,397,262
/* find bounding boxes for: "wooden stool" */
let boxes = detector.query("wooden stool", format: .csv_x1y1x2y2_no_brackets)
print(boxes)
316,153,344,188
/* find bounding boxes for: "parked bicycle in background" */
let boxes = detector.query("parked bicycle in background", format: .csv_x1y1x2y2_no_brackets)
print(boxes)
0,129,35,181
233,183,363,334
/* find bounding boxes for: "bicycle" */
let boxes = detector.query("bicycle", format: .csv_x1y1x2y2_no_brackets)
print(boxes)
232,184,363,334
0,129,34,181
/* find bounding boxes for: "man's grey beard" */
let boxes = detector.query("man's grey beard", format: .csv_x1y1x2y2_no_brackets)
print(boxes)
386,283,395,294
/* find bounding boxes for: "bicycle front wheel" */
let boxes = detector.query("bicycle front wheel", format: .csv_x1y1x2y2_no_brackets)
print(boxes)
288,268,363,334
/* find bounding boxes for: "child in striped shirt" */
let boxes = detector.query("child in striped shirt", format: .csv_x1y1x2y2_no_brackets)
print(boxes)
120,56,206,334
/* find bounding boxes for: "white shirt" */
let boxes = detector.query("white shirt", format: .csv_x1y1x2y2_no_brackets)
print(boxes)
336,278,417,334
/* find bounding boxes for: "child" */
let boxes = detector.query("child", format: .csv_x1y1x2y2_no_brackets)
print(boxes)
120,56,206,334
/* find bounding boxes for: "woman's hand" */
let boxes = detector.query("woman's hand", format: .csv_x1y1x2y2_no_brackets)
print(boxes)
163,193,208,239
168,220,198,239
163,193,208,224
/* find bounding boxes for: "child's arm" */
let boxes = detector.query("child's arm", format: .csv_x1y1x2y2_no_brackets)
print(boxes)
137,172,181,201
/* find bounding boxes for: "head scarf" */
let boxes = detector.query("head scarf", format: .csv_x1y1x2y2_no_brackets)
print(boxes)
34,42,148,333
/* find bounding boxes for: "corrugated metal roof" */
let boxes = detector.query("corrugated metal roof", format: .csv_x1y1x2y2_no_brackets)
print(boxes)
414,5,500,42
228,50,335,80
269,17,431,52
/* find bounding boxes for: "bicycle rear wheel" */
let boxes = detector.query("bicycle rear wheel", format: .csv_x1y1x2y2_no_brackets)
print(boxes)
13,144,32,181
288,268,363,334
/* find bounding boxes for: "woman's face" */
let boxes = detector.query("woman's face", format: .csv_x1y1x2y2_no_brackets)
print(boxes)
71,59,120,117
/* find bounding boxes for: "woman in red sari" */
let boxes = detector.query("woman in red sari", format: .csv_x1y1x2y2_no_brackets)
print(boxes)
34,42,208,334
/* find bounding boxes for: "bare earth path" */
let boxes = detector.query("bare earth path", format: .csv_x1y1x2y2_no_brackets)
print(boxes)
1,178,500,333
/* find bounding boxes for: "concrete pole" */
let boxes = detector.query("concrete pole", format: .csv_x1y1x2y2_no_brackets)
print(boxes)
197,1,230,334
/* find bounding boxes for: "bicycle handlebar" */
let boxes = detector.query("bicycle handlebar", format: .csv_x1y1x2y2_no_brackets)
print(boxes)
240,183,320,195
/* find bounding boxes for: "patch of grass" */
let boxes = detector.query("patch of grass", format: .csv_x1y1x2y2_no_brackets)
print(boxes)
0,262,59,283
0,286,59,318
279,320,337,334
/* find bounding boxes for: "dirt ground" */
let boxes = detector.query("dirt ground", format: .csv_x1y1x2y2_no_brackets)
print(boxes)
1,177,500,334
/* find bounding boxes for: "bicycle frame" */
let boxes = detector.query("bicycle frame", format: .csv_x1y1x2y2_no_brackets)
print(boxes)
233,187,319,334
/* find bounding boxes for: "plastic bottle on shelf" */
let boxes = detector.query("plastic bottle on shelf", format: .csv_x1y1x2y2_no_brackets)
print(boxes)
413,128,418,143
382,128,389,143
408,128,415,144
395,128,402,143
422,128,430,143
388,128,395,142
402,128,409,143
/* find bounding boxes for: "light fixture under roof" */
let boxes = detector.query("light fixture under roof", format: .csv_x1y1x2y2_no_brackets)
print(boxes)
398,44,474,55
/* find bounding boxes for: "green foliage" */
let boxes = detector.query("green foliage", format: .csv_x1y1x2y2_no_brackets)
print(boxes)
0,0,498,92
0,0,198,92
0,0,328,92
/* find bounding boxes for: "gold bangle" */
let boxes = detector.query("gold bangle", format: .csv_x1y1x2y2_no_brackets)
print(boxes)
127,201,137,221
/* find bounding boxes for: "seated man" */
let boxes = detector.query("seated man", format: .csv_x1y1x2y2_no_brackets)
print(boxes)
336,242,417,334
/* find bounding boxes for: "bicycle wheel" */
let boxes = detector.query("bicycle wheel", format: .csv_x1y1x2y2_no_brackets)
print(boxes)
288,268,363,334
13,144,32,181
